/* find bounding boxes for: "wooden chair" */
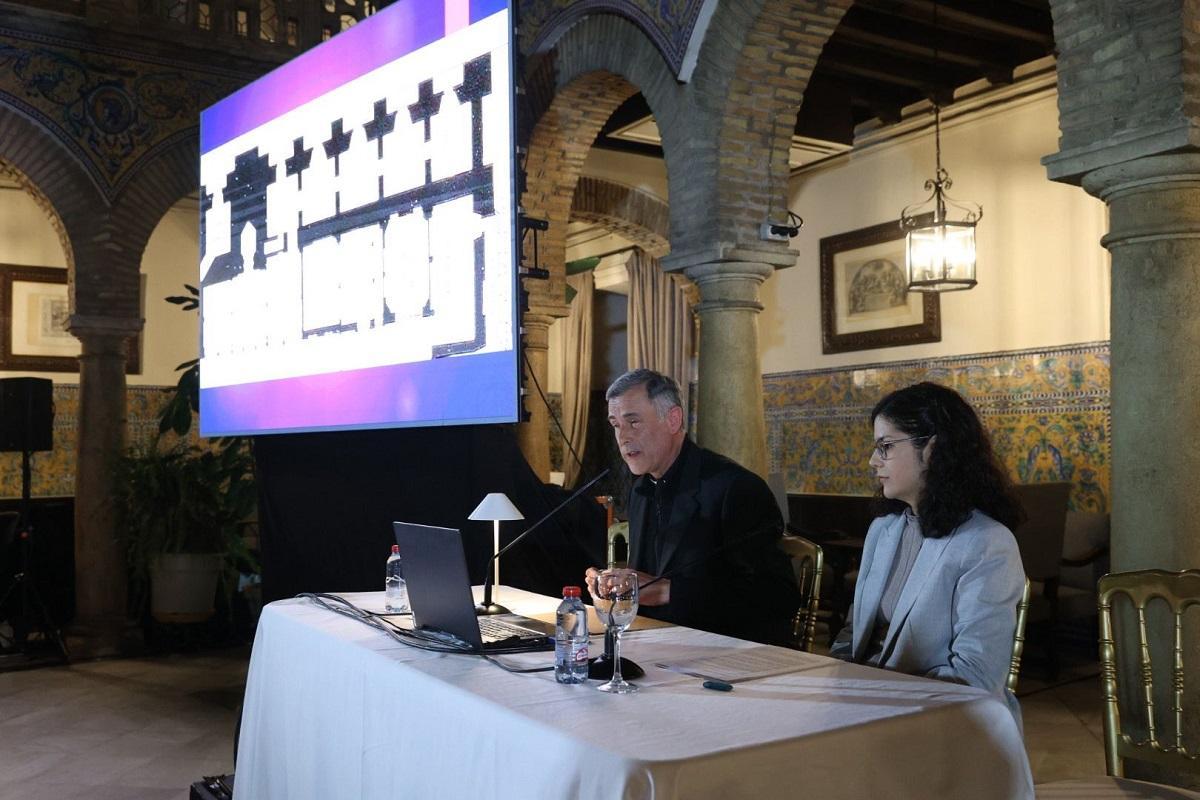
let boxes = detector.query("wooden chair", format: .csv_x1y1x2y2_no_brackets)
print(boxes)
1036,570,1200,799
777,535,823,652
1008,578,1032,694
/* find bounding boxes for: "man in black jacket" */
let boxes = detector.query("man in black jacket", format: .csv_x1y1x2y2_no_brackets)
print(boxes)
586,369,799,644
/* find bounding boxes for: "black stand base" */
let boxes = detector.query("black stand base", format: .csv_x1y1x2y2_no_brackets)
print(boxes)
474,602,511,616
588,654,644,680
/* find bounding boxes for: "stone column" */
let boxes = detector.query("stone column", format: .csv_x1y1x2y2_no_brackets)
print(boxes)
516,311,555,481
682,261,774,477
68,317,141,657
1080,154,1200,573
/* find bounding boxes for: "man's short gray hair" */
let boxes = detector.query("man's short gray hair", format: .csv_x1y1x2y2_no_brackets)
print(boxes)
606,369,685,426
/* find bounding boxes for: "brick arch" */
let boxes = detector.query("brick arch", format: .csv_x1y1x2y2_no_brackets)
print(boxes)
571,176,670,259
67,131,201,323
521,13,680,310
669,0,852,261
0,105,109,274
0,160,74,273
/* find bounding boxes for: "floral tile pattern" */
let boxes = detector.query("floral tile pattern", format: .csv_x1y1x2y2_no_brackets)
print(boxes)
764,342,1111,512
0,385,174,498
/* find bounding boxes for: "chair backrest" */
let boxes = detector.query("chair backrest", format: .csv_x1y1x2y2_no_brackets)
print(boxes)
1008,577,1032,694
766,473,790,526
778,535,823,652
1098,569,1200,779
1010,482,1072,582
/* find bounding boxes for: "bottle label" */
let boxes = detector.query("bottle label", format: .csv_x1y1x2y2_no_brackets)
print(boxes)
573,642,589,663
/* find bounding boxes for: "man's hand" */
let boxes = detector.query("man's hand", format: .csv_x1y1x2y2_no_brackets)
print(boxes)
584,566,670,606
636,570,670,606
584,566,602,601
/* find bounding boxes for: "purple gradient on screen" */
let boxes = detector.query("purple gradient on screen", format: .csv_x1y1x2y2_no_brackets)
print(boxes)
201,0,509,154
470,0,506,20
199,351,518,436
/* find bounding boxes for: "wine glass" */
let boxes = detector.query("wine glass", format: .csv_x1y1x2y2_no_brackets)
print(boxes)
592,569,639,694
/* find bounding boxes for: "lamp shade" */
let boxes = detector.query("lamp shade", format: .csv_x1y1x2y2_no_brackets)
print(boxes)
468,492,524,522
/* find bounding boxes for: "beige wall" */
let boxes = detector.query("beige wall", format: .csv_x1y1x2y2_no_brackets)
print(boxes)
139,198,202,386
0,185,68,269
581,149,668,203
0,187,199,387
760,85,1110,373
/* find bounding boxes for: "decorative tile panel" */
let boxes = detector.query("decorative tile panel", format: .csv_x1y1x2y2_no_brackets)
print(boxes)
0,30,242,200
0,385,175,498
764,342,1111,512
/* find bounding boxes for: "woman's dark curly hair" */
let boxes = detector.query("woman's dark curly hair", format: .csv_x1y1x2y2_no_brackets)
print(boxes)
872,382,1022,538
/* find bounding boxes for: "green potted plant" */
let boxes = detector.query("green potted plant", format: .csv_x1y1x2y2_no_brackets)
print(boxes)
115,436,257,623
115,284,258,623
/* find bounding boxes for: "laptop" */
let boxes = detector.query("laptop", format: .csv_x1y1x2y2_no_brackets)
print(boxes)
392,521,555,653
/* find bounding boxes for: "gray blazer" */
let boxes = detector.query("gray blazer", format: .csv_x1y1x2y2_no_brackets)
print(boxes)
832,510,1026,723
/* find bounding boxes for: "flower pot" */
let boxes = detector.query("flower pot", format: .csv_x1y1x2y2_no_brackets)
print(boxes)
149,553,223,623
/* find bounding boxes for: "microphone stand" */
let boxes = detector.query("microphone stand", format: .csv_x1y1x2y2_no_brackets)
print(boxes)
476,469,610,616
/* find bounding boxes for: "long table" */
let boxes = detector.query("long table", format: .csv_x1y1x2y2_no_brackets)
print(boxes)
233,588,1034,800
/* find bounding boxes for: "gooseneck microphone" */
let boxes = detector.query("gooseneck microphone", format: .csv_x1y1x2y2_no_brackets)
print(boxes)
476,468,611,616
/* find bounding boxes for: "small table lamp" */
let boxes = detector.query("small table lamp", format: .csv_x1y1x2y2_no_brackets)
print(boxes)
468,493,523,607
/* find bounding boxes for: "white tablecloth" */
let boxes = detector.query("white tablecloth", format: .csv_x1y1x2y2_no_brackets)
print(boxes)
233,588,1034,800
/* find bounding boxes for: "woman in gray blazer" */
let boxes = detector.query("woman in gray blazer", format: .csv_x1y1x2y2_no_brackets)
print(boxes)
831,382,1026,723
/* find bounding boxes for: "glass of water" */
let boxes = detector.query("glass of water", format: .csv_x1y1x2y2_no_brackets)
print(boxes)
592,568,639,694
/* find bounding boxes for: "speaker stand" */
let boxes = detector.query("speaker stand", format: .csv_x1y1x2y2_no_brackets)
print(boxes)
0,450,69,666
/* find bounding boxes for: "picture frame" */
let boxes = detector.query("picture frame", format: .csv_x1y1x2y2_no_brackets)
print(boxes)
819,216,941,354
0,265,141,373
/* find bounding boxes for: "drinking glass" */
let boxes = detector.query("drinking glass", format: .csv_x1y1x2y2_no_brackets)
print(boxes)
592,568,639,694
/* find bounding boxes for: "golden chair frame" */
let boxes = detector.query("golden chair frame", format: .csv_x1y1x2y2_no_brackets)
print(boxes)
1008,577,1032,694
1097,569,1200,780
778,535,823,652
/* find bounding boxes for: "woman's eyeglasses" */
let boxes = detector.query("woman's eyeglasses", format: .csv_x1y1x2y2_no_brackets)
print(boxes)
872,435,930,461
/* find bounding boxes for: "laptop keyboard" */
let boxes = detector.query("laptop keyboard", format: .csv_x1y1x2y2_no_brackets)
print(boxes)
478,617,545,643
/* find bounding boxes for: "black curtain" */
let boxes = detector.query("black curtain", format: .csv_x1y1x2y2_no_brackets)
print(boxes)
253,425,607,603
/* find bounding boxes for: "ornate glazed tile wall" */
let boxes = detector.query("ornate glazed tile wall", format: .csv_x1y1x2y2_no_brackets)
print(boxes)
764,342,1111,512
0,385,173,498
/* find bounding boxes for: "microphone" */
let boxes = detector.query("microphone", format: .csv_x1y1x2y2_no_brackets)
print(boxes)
476,468,611,616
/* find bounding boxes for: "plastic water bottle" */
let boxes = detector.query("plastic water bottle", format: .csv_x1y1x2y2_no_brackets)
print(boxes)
555,586,589,684
385,545,408,612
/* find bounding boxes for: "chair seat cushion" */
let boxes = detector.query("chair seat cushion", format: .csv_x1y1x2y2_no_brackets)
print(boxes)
1036,776,1200,799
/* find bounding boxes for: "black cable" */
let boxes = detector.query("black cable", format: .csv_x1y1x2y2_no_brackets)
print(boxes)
298,593,555,672
521,348,585,472
299,592,469,653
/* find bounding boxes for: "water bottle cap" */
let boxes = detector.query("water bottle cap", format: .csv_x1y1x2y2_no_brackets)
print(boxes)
562,586,581,598
391,544,399,553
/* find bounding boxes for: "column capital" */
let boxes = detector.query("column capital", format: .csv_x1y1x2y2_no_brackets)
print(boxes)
521,310,558,351
1079,154,1200,251
683,261,774,314
68,314,143,341
661,243,797,274
1081,153,1200,200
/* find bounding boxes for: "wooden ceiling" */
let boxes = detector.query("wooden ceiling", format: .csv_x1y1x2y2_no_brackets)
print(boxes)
595,0,1055,154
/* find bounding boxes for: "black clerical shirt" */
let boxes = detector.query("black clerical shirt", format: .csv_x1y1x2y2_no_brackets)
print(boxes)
624,438,800,644
632,437,691,573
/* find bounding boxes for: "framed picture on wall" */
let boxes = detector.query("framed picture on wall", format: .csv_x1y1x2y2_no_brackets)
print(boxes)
819,217,941,354
0,265,141,373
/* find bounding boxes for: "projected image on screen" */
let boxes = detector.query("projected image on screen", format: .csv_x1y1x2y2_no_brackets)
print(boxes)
198,0,517,437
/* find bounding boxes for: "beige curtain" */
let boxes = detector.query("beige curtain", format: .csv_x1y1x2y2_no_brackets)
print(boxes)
561,271,594,487
626,248,693,415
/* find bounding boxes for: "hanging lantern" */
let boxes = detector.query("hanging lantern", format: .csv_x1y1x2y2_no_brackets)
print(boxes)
900,105,981,292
